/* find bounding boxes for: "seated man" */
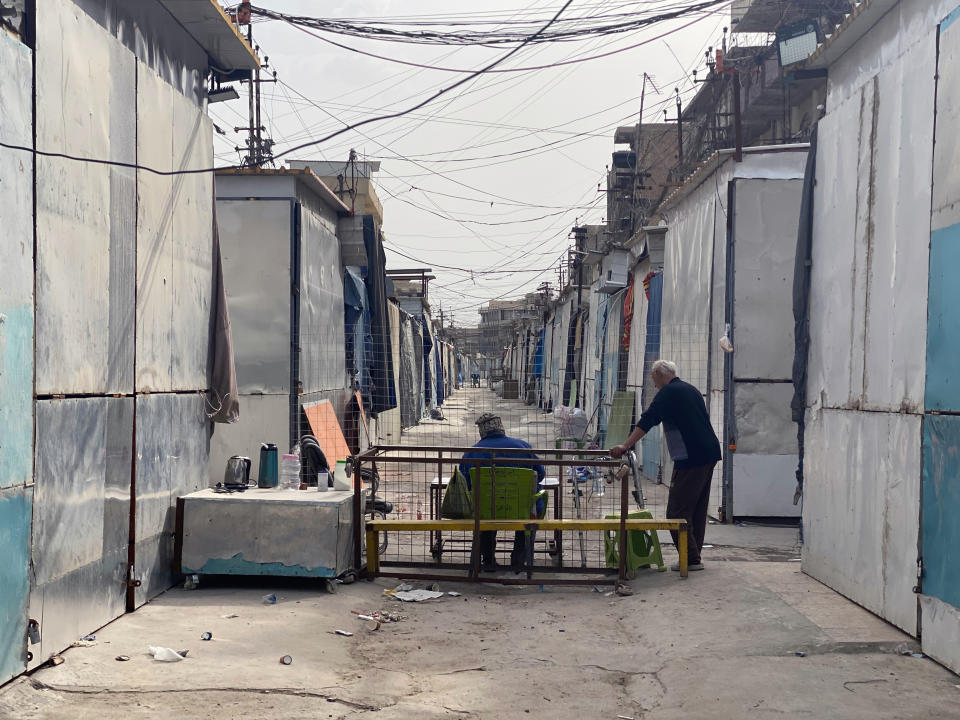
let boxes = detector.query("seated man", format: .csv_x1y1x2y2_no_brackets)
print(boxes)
460,413,546,572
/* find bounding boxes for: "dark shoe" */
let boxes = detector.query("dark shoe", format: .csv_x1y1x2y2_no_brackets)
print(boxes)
670,562,704,571
481,561,499,573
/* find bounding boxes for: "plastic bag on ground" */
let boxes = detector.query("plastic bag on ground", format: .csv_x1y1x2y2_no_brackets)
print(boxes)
148,646,185,662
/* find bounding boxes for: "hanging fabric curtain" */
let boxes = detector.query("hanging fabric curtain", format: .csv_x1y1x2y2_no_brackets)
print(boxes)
622,273,635,352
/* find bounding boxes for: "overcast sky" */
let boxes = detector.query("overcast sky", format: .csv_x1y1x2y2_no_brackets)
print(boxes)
210,1,730,327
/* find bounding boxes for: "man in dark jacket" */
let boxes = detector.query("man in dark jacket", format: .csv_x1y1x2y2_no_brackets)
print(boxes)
460,413,546,572
610,360,721,571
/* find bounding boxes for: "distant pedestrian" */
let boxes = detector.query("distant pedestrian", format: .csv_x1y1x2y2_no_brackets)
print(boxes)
609,360,721,571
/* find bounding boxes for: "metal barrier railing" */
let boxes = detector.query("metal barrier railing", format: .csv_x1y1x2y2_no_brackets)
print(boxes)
352,445,641,586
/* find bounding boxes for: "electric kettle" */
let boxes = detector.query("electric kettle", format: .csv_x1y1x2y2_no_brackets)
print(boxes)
224,456,252,487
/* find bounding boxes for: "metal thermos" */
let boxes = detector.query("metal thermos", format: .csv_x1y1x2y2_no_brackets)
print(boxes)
258,443,279,488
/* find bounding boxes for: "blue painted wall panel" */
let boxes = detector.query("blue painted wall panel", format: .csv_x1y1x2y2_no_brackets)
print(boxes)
0,306,33,490
0,487,31,684
926,223,960,411
922,415,960,609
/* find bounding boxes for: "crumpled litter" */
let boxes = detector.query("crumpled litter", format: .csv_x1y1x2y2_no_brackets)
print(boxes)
386,589,445,603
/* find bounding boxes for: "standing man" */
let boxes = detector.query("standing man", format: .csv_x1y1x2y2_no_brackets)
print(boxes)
460,413,546,572
610,360,721,571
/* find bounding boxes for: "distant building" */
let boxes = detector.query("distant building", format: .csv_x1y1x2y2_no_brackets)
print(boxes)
478,295,543,356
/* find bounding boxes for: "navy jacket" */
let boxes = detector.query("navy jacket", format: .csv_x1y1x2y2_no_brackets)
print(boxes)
459,433,546,516
636,377,722,469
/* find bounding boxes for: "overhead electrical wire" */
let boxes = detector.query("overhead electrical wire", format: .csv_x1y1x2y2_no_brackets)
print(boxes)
272,0,577,162
249,1,729,47
270,8,725,76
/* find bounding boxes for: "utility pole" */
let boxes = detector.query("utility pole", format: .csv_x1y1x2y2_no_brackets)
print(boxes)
733,70,743,162
663,87,684,171
630,73,659,236
233,2,276,167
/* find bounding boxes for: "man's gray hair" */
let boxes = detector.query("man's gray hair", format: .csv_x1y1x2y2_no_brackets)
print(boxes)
651,359,678,378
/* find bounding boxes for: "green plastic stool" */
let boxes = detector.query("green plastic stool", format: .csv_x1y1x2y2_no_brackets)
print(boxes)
603,509,667,574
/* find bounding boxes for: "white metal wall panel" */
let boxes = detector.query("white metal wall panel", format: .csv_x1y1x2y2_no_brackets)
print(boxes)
134,393,209,606
662,175,718,392
806,94,867,410
920,594,960,675
35,0,136,395
802,407,920,634
732,178,803,381
136,64,213,392
209,393,288,487
300,205,346,394
626,262,649,419
861,40,933,411
732,454,800,517
825,0,955,108
734,383,797,455
217,200,292,394
709,194,728,394
931,20,960,233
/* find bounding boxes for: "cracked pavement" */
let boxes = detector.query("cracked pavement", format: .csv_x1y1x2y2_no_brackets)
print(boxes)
3,563,960,719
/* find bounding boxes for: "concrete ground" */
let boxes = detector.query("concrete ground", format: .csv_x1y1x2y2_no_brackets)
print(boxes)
3,388,959,718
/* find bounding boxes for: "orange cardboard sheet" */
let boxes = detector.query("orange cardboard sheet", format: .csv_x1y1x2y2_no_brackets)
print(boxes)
355,391,370,445
303,399,350,464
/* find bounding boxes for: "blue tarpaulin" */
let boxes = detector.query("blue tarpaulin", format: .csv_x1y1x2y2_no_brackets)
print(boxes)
533,330,545,379
344,266,373,399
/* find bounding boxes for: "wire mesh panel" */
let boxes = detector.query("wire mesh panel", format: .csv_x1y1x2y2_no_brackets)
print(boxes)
280,273,726,582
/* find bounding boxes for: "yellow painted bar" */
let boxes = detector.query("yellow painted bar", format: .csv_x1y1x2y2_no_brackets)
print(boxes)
678,531,688,579
365,518,688,532
365,530,380,574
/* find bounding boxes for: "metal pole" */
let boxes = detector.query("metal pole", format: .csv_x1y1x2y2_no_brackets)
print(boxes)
246,24,255,164
675,89,684,167
733,71,743,163
353,457,363,572
471,466,481,577
618,469,629,586
631,74,649,236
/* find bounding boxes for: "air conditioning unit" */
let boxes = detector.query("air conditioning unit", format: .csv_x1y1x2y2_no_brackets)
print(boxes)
598,249,630,294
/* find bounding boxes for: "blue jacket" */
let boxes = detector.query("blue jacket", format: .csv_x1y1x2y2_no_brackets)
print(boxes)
459,433,547,517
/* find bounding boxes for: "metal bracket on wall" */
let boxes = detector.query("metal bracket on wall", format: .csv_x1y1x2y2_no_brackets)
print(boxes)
127,565,142,589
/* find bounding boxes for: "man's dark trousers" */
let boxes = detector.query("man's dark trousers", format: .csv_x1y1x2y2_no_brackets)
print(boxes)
479,530,528,567
666,463,716,564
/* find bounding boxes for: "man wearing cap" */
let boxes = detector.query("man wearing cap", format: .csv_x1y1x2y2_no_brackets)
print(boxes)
460,413,546,572
610,359,721,572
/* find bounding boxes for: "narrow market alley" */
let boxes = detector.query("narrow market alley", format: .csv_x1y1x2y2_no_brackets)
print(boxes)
2,387,958,720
